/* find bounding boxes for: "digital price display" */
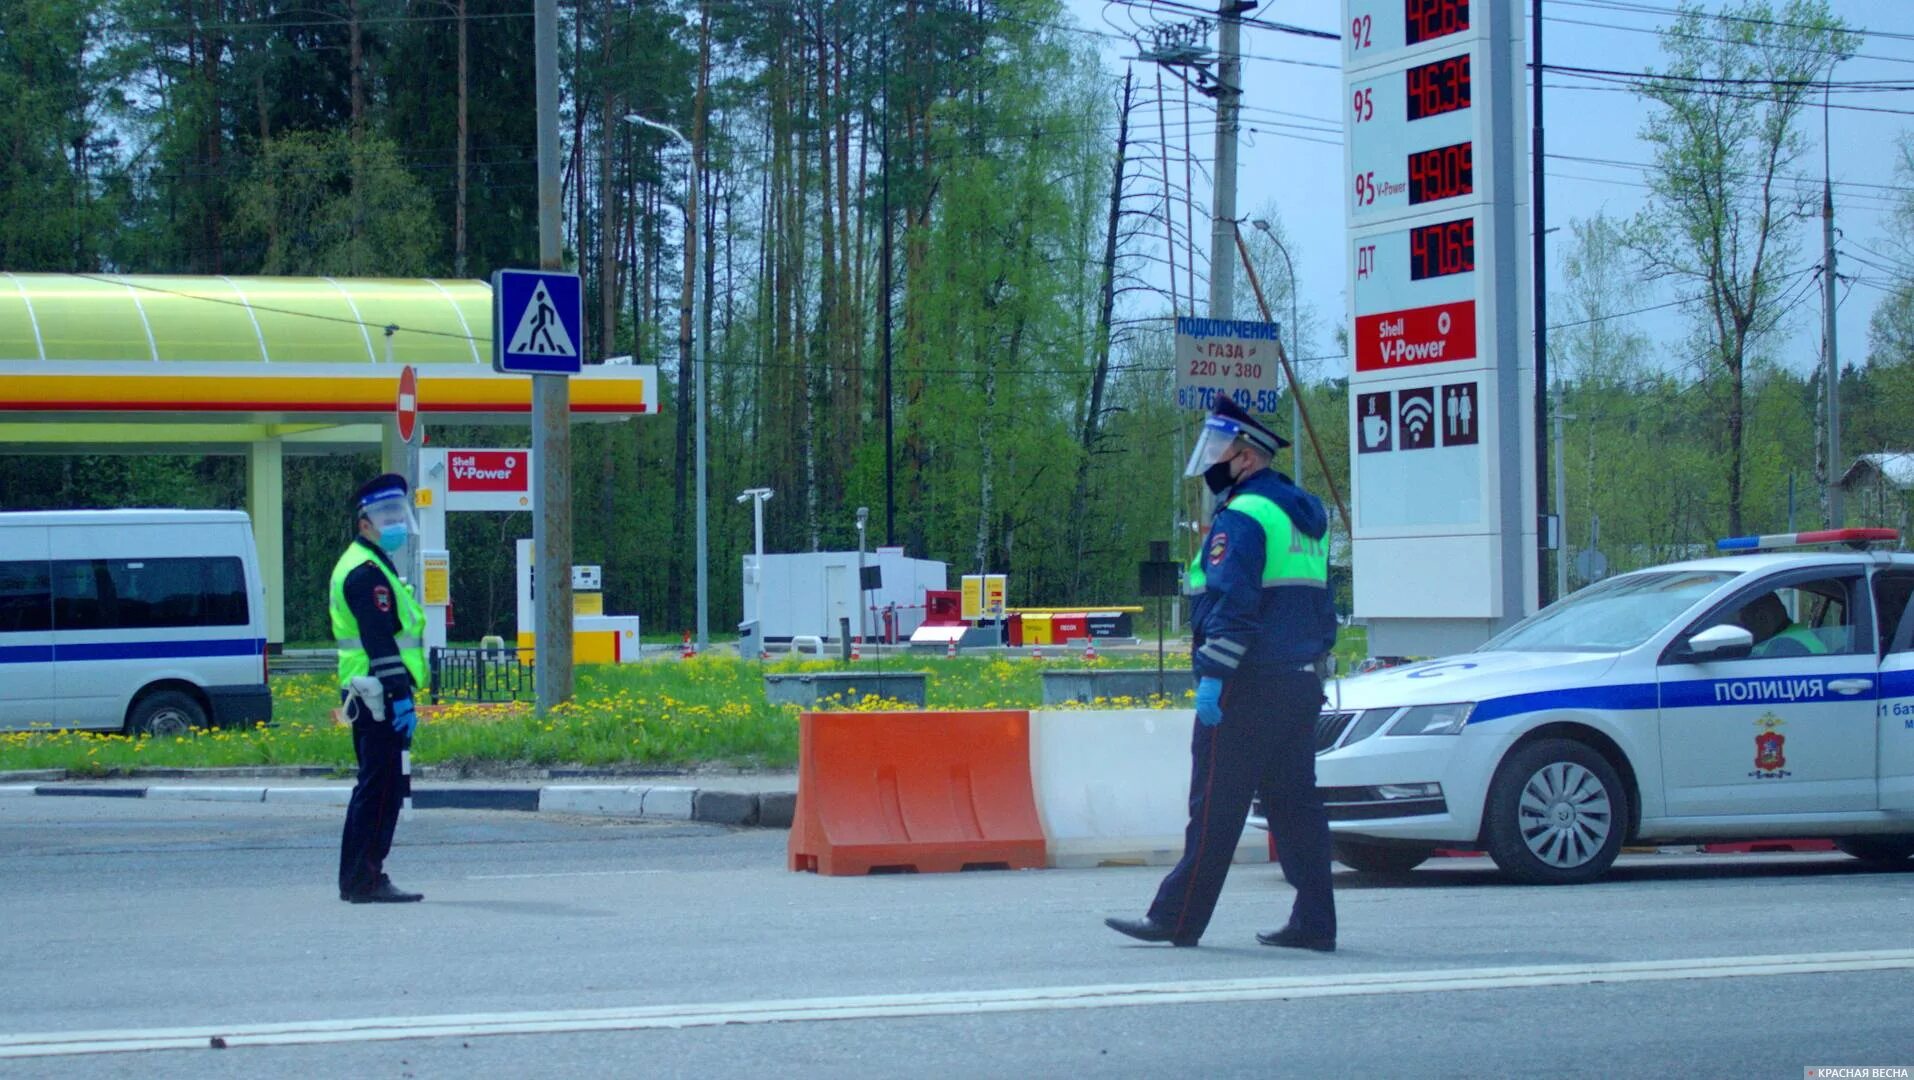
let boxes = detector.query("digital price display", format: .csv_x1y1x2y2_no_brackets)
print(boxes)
1406,53,1470,121
1409,217,1474,280
1405,0,1470,46
1407,141,1473,205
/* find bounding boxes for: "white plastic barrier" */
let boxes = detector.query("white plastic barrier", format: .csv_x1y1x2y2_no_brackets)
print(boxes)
1028,709,1267,869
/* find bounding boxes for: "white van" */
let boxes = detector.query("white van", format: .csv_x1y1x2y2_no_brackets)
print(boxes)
0,510,272,735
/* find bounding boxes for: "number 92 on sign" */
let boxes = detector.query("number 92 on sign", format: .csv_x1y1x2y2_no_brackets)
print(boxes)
1178,386,1282,414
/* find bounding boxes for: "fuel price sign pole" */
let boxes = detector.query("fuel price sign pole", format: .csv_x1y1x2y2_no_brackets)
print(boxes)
1343,0,1536,657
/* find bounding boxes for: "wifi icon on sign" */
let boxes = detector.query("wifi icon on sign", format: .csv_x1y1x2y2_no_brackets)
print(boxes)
1397,387,1437,450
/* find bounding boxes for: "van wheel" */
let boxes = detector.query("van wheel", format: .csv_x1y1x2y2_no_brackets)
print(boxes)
1332,840,1432,876
1834,836,1914,866
1482,739,1627,885
126,691,207,738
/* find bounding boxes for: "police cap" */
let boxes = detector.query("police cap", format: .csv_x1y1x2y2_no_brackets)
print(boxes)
352,473,409,516
1211,396,1289,454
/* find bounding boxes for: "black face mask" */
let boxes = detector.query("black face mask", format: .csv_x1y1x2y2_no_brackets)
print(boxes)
1203,460,1236,494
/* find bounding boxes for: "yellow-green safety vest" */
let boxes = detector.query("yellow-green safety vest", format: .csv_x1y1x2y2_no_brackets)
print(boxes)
1208,492,1329,589
1761,622,1829,657
329,545,428,689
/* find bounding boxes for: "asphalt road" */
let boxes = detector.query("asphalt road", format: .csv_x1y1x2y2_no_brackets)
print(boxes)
4,797,1912,1078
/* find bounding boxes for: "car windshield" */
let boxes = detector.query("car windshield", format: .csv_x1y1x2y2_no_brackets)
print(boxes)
1478,569,1739,653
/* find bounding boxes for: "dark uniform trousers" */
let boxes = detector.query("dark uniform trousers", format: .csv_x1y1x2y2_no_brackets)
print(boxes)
1147,668,1336,942
338,695,411,896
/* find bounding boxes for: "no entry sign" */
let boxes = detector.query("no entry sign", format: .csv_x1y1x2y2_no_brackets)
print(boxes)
396,365,419,444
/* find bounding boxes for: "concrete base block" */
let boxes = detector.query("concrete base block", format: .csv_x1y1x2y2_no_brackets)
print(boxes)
763,672,929,708
0,784,40,798
639,786,695,819
693,789,758,825
1040,669,1195,706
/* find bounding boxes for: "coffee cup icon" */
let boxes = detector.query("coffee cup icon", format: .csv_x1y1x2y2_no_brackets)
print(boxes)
1363,412,1388,448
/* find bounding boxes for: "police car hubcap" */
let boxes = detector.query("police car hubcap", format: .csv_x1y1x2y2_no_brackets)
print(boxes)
1517,762,1612,868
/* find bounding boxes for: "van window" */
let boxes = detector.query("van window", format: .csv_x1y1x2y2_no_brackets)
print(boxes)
0,561,51,633
52,557,249,631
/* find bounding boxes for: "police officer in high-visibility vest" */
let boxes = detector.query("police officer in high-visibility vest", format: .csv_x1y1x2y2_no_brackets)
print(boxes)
1106,397,1339,950
333,473,426,904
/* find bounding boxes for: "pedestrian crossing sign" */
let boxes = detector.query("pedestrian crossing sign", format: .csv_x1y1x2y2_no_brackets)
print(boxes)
492,269,584,375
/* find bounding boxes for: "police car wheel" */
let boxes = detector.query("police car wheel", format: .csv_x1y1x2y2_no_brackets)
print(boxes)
1833,836,1914,866
1482,739,1626,885
126,691,207,738
1331,840,1432,876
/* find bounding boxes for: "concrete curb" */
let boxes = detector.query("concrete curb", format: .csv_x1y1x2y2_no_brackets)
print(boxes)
5,782,793,827
0,766,710,783
144,786,267,803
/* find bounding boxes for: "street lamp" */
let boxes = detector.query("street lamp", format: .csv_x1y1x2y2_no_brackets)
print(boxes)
1251,219,1302,484
855,506,869,649
738,487,772,629
626,112,708,650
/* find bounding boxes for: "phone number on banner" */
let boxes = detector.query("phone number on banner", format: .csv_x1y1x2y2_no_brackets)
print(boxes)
1177,385,1284,413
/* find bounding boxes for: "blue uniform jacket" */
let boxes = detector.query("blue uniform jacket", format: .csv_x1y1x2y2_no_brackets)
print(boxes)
1191,468,1337,680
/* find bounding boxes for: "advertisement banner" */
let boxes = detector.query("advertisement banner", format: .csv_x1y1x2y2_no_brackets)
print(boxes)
444,449,533,511
1173,317,1284,414
1354,300,1477,373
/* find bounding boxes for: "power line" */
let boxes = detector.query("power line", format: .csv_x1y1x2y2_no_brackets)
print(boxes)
1547,150,1908,199
1543,62,1914,91
1550,0,1914,45
1102,0,1338,42
1553,262,1823,330
1542,14,1903,67
1541,76,1914,119
67,272,482,342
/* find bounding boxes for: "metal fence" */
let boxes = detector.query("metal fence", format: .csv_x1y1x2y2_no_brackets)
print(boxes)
429,646,534,705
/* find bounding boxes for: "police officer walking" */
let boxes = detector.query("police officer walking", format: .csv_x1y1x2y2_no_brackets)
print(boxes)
333,473,426,904
1106,398,1339,950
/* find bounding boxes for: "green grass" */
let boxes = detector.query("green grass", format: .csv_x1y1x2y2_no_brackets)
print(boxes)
1,632,1371,775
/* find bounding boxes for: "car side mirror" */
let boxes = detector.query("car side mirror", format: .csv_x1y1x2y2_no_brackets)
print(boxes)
1681,623,1755,662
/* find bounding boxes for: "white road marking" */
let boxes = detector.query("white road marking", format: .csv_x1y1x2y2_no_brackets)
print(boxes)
464,869,669,881
6,949,1912,1059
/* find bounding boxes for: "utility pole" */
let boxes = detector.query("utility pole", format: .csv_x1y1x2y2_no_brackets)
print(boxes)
1823,90,1843,528
1208,1,1246,320
1553,404,1574,600
531,0,573,710
1531,0,1552,606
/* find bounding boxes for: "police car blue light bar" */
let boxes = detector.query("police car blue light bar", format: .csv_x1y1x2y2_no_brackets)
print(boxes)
1715,528,1901,551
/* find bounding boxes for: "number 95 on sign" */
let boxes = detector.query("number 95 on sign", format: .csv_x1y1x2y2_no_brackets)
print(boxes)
1177,385,1283,413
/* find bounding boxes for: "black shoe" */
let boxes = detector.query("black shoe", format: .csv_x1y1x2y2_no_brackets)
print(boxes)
1105,916,1198,947
345,880,423,904
1256,925,1335,952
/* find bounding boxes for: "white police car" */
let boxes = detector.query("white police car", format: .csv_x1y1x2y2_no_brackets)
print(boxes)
1313,529,1914,884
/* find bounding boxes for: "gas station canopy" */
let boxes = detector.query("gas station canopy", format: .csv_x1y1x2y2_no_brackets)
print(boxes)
0,273,654,447
0,273,659,645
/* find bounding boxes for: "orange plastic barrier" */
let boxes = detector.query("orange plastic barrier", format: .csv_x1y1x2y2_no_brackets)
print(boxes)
1701,839,1836,854
788,710,1047,875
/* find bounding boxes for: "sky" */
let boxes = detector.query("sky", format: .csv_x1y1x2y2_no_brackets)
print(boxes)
1058,0,1912,387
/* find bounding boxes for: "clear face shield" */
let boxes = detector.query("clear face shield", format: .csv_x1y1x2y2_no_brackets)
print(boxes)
1183,416,1247,478
360,491,418,556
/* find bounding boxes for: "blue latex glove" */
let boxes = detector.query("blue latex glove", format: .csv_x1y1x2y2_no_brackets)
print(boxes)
391,696,418,739
1195,677,1225,727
